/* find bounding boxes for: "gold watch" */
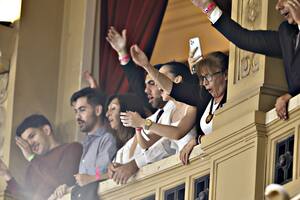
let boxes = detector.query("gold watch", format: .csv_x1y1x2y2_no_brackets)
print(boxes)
144,119,153,130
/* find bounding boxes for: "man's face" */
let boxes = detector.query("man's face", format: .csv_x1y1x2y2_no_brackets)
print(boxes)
144,75,164,109
276,0,297,24
21,126,50,155
72,96,99,133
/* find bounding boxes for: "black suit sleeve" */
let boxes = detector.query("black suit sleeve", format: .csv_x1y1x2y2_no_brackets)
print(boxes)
213,14,282,58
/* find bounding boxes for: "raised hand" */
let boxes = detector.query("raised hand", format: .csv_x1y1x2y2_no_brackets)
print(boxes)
188,47,202,73
120,111,144,128
15,136,34,161
130,45,150,68
83,71,99,89
190,0,214,10
106,27,127,55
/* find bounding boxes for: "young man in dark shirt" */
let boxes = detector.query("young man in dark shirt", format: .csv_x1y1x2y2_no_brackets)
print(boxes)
0,114,82,200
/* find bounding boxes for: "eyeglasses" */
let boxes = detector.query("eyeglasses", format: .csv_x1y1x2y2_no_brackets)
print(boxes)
199,71,223,85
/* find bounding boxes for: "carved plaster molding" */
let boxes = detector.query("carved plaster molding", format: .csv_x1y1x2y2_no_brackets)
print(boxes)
236,0,261,82
247,0,259,24
0,73,9,104
0,106,5,158
239,52,259,80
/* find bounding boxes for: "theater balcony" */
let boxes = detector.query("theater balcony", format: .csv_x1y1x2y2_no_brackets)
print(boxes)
96,94,300,200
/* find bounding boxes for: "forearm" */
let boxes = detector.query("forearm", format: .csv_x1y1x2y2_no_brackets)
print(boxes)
147,123,187,140
144,63,173,95
136,132,161,149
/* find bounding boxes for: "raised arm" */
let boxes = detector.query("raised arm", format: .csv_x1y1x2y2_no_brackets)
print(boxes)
130,44,174,95
190,0,282,58
106,27,154,112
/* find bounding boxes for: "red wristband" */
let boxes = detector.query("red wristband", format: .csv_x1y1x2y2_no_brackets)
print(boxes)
136,127,142,132
95,167,101,180
118,54,130,62
203,2,216,14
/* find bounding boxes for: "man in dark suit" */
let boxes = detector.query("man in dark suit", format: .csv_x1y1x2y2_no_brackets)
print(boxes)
191,0,300,120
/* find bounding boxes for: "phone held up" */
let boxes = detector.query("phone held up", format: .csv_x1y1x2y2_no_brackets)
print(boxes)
189,37,202,74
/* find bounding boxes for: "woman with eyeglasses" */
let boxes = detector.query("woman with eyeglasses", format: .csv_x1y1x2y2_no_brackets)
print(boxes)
130,45,228,165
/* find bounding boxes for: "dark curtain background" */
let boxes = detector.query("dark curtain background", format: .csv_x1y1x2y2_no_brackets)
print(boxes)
99,0,168,95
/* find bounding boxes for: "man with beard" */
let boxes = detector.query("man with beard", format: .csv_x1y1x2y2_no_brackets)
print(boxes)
49,88,116,200
0,114,82,200
106,26,166,113
70,87,117,186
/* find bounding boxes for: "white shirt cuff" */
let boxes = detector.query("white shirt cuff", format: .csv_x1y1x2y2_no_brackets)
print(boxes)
208,6,223,24
134,152,147,169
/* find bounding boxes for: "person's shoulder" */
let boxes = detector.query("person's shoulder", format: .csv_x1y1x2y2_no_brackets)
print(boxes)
278,21,293,31
63,142,83,152
102,130,117,143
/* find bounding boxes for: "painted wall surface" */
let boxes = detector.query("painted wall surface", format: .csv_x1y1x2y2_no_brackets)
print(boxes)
151,0,229,64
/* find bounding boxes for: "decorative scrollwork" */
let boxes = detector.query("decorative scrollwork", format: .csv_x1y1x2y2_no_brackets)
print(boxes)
0,73,9,104
240,53,259,79
247,0,258,23
0,106,5,157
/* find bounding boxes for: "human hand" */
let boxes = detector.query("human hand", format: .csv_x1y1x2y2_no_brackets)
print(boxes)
179,138,197,165
0,159,12,181
130,45,150,68
48,184,69,200
83,71,98,89
285,0,300,25
188,47,202,73
107,162,121,179
191,0,214,10
15,137,34,162
110,161,138,185
106,27,128,55
120,111,145,128
275,93,292,120
74,174,96,187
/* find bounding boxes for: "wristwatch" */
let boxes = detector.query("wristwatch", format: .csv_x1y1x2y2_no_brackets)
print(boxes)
144,119,153,130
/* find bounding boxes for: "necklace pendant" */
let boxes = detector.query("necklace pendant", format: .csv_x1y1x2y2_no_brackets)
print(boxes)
206,114,213,124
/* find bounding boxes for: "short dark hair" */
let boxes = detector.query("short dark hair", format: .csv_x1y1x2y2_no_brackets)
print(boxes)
16,114,52,137
70,87,107,108
161,61,198,84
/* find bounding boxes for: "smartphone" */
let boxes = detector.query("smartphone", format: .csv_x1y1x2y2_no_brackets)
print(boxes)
189,37,202,59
